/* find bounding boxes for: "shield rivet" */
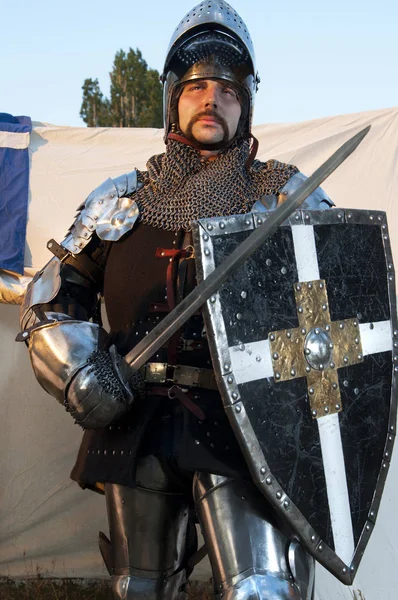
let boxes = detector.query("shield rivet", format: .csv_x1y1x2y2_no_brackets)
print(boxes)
256,356,262,362
236,313,242,320
369,215,374,221
270,334,275,341
275,372,281,380
339,323,345,330
329,342,334,349
343,380,349,387
224,363,230,371
389,435,393,441
295,214,300,221
284,500,290,509
312,409,317,417
287,331,292,339
204,249,211,257
388,263,393,270
291,368,296,376
370,511,375,518
306,366,311,373
385,452,389,458
332,383,338,390
301,328,306,335
239,343,245,351
207,224,213,231
281,266,287,275
245,219,251,226
366,525,371,532
273,352,279,360
266,476,272,484
347,213,352,219
307,282,313,289
330,362,335,369
394,342,398,348
324,407,329,414
394,356,398,363
298,307,303,314
343,356,349,364
305,348,311,356
394,366,398,373
260,467,266,475
210,296,216,303
305,214,310,221
342,568,347,574
319,363,324,370
354,321,358,327
195,440,200,446
219,222,225,229
235,404,241,413
227,376,233,384
389,275,394,281
383,462,387,469
325,325,331,332
266,259,272,267
276,491,282,499
318,545,323,552
309,388,314,395
335,404,341,410
354,338,359,344
241,291,247,299
358,354,363,360
311,535,316,542
337,213,343,219
322,304,327,311
350,567,355,573
232,392,238,400
315,328,320,335
296,284,301,291
354,388,359,395
319,282,324,289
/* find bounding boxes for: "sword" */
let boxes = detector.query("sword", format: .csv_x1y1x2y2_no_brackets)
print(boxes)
125,125,370,373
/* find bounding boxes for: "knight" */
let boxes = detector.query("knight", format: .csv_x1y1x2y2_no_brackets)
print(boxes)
18,2,334,598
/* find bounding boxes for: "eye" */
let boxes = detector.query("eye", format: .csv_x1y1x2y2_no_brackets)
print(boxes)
223,87,237,98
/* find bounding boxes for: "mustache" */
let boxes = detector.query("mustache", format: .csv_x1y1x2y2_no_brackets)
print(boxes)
191,109,226,128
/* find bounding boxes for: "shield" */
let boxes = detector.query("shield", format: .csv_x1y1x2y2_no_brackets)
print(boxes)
192,208,397,585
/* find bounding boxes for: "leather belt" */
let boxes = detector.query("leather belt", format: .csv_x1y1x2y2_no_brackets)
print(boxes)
140,362,218,391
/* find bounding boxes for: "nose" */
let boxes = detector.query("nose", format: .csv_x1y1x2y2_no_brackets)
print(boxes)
204,85,218,108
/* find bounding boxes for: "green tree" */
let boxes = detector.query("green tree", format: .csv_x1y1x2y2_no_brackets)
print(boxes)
80,49,163,128
80,78,110,127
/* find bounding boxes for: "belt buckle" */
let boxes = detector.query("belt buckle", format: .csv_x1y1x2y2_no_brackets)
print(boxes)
143,362,168,384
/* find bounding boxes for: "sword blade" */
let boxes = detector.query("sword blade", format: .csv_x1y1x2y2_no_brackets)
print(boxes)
125,125,370,371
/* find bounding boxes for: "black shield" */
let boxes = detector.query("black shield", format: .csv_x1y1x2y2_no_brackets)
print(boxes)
192,208,397,585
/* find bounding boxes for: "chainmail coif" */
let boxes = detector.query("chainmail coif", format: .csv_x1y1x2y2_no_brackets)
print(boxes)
134,139,298,231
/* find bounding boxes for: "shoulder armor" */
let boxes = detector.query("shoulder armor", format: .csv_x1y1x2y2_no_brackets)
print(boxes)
62,170,142,254
253,171,334,212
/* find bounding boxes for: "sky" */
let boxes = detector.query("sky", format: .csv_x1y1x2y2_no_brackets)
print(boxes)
2,0,397,127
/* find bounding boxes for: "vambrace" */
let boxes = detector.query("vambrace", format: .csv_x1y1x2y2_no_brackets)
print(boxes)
17,254,137,429
20,319,135,429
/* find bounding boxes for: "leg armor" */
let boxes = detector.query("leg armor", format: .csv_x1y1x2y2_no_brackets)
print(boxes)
193,473,315,600
102,456,192,600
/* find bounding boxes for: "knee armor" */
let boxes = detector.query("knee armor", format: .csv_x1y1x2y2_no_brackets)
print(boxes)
193,473,314,600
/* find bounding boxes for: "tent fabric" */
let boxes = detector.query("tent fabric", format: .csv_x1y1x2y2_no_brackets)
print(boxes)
0,114,31,275
1,108,398,599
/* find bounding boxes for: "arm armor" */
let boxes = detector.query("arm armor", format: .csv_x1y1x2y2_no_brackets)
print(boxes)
18,171,142,428
254,171,335,212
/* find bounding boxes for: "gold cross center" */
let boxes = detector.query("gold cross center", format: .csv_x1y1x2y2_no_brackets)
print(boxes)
268,280,364,419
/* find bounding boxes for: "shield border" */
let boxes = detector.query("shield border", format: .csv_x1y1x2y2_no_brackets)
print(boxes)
192,208,398,585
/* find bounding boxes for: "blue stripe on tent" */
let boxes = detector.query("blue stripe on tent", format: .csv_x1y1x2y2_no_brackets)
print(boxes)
0,113,32,275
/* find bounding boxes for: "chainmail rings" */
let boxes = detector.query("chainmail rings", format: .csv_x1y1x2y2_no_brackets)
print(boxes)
134,139,298,231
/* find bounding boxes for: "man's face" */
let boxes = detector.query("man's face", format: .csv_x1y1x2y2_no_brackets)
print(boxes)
178,79,242,147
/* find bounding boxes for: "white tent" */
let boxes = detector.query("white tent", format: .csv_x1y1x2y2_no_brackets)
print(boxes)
1,107,397,599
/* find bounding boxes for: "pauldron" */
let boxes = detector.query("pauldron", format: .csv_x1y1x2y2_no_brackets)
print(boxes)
62,170,142,254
